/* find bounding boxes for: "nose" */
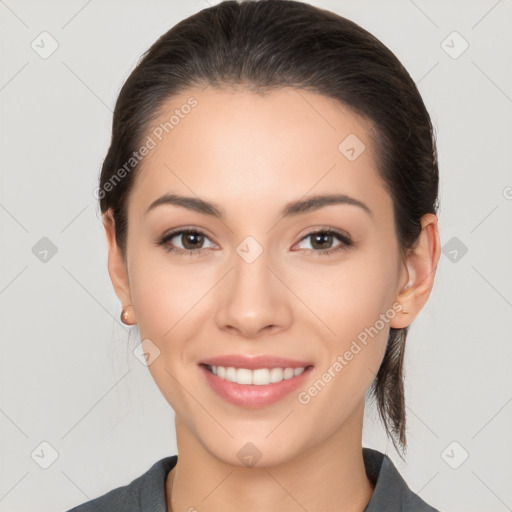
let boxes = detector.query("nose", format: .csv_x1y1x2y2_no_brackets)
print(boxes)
214,250,293,339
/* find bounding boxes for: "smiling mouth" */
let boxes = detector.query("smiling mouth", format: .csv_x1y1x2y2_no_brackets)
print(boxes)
203,364,313,385
199,360,314,408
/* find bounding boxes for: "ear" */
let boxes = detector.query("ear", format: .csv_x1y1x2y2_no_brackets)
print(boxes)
103,210,133,308
390,213,441,329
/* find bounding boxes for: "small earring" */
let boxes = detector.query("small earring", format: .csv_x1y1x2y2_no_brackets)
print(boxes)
120,305,136,325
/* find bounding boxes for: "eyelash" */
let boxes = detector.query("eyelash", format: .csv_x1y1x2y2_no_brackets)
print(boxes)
156,227,353,257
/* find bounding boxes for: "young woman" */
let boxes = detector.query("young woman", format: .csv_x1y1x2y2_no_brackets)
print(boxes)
69,1,441,510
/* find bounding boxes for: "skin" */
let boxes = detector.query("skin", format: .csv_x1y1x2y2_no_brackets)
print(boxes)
104,86,440,512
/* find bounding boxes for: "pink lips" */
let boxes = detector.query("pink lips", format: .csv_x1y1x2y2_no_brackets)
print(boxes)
198,354,314,409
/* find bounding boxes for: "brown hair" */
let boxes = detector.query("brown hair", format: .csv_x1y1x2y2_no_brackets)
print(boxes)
98,0,439,454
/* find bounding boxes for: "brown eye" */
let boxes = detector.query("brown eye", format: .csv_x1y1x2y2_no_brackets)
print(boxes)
178,232,205,250
157,229,216,254
310,232,336,250
295,229,353,254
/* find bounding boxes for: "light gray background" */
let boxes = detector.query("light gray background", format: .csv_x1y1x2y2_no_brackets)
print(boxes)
1,1,511,511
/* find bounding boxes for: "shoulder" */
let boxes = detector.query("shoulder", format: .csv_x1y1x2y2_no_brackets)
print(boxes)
65,455,177,512
363,448,440,512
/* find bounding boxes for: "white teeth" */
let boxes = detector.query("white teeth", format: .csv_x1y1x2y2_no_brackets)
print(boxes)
252,368,270,385
208,365,307,385
269,368,283,383
283,368,294,379
237,368,253,385
226,367,237,383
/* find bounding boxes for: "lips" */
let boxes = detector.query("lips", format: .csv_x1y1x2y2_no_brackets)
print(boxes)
198,355,314,408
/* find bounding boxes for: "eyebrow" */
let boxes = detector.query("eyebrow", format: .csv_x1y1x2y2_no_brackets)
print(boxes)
145,192,372,219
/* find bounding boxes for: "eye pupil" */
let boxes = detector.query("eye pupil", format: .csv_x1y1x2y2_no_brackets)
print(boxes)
182,232,204,250
311,233,333,250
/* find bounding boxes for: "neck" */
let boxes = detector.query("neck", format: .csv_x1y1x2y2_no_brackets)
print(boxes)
167,404,374,512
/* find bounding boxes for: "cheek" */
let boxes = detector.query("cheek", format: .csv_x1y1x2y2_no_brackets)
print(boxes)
128,244,214,341
293,262,396,431
291,244,399,392
293,247,399,343
126,249,212,412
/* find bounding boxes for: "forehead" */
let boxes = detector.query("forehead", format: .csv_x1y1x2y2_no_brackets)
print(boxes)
127,86,390,219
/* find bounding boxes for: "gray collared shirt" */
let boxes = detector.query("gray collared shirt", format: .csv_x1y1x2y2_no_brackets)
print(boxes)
66,448,440,511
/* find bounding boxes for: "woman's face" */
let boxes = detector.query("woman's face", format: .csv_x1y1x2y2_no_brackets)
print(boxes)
118,86,409,466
